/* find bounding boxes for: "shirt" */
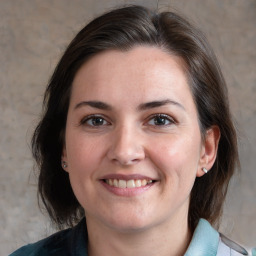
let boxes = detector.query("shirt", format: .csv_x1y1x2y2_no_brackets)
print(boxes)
10,218,249,256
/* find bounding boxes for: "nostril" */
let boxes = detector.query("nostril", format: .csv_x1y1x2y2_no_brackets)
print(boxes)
106,138,145,165
110,153,144,166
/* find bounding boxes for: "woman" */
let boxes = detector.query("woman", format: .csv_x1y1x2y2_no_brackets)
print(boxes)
10,5,251,256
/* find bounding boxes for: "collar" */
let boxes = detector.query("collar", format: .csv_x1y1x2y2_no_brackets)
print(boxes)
185,219,219,256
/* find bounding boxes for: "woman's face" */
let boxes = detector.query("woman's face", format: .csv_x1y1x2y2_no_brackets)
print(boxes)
63,46,210,232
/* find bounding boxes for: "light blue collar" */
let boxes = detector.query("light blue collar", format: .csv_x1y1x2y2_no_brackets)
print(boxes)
185,219,219,256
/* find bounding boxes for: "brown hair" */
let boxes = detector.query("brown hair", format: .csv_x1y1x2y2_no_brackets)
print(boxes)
32,5,239,230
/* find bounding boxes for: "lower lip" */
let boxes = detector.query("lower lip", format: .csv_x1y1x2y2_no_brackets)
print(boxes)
100,180,155,197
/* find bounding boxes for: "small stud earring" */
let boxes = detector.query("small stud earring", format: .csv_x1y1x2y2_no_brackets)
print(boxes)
202,167,208,174
62,161,68,168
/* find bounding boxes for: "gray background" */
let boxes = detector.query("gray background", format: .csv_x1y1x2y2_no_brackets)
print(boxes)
1,0,255,255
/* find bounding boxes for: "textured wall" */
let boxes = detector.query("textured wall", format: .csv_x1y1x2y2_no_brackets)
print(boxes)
1,0,255,255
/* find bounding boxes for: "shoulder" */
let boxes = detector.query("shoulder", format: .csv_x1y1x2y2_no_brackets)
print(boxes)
185,219,249,256
9,219,88,256
9,228,72,256
217,233,249,256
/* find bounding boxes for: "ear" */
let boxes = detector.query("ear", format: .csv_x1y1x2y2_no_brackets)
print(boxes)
61,145,69,172
197,126,220,177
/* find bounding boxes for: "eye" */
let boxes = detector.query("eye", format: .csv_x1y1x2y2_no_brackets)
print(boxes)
147,114,175,126
80,115,110,127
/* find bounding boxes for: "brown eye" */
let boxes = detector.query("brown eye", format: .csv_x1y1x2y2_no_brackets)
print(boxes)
81,115,109,127
90,117,105,126
148,114,174,126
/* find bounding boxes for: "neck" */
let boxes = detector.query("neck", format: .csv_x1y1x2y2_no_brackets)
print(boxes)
86,213,192,256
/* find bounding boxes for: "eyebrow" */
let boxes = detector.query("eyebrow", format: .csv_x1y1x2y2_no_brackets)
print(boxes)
137,99,185,111
74,101,112,111
74,99,185,111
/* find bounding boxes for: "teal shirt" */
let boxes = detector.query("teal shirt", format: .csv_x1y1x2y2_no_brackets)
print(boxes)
10,218,87,256
10,219,249,256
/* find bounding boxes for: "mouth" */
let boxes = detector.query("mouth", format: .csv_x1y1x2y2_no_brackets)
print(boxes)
99,174,158,196
103,178,155,189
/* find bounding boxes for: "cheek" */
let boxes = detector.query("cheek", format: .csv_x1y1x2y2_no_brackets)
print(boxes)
66,132,103,169
150,135,201,181
65,136,103,197
66,138,101,207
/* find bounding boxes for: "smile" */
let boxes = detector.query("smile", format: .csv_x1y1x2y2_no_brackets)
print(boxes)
104,179,153,188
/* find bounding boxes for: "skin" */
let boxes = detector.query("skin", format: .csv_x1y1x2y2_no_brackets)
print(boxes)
62,46,220,256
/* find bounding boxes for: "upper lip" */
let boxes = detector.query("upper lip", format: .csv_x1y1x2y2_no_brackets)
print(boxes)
100,174,157,181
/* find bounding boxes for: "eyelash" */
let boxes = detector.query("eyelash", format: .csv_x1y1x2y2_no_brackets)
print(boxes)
79,113,176,128
146,114,176,127
80,114,110,127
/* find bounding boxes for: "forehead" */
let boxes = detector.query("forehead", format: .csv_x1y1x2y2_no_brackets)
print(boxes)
70,46,193,109
73,46,187,83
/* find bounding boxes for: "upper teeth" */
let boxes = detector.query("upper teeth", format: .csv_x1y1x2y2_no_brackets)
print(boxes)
105,179,153,188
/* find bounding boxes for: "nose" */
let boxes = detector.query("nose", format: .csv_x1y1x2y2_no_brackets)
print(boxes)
107,124,145,165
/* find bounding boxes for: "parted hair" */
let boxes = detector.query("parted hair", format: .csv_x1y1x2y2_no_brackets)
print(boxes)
32,5,239,231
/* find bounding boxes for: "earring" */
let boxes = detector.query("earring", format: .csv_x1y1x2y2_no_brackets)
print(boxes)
202,167,208,174
62,161,68,168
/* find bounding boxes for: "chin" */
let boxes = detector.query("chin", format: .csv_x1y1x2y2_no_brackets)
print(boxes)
103,213,157,233
100,215,150,233
110,222,151,233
